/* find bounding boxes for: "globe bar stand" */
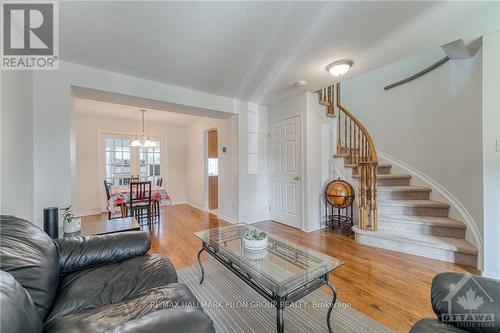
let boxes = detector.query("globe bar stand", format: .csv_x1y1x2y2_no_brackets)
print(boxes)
325,204,353,234
324,179,355,235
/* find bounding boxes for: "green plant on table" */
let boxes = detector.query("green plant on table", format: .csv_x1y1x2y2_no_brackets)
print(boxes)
60,206,75,224
243,229,267,241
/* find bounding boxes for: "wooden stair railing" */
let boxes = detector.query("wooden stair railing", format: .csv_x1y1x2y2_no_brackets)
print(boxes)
317,82,378,231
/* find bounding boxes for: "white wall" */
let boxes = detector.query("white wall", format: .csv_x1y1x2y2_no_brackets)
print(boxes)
237,102,269,224
74,113,188,215
186,116,239,222
30,60,237,227
342,46,484,247
1,71,34,221
304,92,335,232
482,30,500,280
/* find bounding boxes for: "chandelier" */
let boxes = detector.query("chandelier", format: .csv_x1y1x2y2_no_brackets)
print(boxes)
130,109,156,148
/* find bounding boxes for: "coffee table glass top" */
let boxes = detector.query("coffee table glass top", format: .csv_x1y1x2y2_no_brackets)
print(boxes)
194,224,343,296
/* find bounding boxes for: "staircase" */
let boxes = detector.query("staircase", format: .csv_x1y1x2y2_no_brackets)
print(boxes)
337,157,477,266
318,83,477,267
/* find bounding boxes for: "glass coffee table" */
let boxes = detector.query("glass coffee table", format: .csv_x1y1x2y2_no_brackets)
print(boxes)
194,224,343,333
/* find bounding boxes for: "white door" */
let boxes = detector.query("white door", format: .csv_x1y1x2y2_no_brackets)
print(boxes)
269,116,301,228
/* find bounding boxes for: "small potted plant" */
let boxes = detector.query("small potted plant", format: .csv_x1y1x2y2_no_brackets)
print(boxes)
61,205,81,234
242,229,268,251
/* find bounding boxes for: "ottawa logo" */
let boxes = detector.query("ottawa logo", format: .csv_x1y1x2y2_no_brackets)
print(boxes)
440,274,495,329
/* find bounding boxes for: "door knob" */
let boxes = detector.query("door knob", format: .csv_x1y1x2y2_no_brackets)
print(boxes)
294,176,300,181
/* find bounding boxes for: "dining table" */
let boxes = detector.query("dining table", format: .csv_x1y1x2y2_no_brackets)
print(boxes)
107,184,172,217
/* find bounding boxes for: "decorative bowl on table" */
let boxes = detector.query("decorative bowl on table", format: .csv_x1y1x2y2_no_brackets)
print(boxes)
242,229,268,251
243,248,268,263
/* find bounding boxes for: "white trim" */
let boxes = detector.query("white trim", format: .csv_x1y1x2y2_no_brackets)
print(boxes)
185,202,237,224
75,209,102,217
216,214,238,224
482,272,500,281
238,218,268,225
186,201,206,212
303,224,322,233
379,151,483,270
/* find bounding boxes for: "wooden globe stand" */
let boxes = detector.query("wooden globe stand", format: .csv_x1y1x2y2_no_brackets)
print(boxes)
325,205,354,234
324,179,355,235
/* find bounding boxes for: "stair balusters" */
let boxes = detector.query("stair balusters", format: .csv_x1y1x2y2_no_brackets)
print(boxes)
317,83,378,231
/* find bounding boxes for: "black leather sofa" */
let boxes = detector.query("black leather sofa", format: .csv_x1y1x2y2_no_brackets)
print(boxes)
0,215,215,333
410,272,500,333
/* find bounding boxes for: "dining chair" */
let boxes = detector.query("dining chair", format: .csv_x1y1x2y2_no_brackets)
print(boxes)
156,178,163,186
103,180,113,220
123,175,139,185
152,178,164,220
128,181,152,227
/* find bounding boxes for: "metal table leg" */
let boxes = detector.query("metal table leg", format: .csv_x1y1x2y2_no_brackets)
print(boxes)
197,247,205,284
276,299,285,333
326,280,338,333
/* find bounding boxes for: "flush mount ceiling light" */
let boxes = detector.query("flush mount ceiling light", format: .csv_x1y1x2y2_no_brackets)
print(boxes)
130,109,157,148
326,59,353,77
295,80,307,87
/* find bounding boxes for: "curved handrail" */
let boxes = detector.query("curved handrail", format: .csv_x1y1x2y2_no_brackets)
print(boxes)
336,83,378,164
317,82,379,231
383,56,449,90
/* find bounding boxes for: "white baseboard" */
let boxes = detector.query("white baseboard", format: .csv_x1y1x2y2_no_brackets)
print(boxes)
239,218,267,225
216,214,238,224
482,271,500,280
185,201,207,211
76,209,103,217
303,224,322,233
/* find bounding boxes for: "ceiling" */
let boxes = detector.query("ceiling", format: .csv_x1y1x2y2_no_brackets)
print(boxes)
60,1,498,105
75,98,202,126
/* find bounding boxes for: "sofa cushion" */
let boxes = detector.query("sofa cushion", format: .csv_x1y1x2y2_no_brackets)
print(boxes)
46,253,178,324
0,216,59,319
0,270,43,333
55,231,151,274
44,283,215,333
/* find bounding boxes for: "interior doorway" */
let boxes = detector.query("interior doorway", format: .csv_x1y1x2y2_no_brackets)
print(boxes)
207,129,218,212
269,116,302,228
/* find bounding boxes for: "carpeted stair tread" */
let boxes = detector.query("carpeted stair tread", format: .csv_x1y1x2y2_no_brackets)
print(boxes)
377,185,431,192
378,215,466,229
344,163,392,169
353,173,411,180
352,227,477,255
377,199,450,209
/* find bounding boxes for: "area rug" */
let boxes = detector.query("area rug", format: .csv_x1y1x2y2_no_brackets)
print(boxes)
177,259,390,333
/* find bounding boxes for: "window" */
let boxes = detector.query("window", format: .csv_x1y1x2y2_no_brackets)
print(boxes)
105,138,131,185
103,135,162,185
139,142,161,182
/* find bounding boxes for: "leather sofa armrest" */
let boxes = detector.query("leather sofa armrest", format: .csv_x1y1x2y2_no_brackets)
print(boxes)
431,272,500,333
55,231,151,274
112,308,215,333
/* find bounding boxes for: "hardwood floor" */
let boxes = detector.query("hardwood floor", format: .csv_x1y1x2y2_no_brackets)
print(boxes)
84,204,478,333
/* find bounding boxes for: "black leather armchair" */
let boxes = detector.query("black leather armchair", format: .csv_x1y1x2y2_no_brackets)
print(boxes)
410,272,500,333
0,215,215,333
